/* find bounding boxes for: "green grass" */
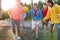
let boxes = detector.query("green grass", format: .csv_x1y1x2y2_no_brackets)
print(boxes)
21,27,56,40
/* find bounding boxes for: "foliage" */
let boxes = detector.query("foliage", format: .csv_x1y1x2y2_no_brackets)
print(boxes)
38,1,43,9
55,0,60,5
2,11,10,19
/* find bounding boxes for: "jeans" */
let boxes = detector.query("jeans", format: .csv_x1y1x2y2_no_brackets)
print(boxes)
11,20,21,36
55,24,60,40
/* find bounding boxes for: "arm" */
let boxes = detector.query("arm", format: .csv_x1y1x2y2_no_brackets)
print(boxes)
56,5,60,17
38,9,42,20
26,9,32,17
43,9,50,20
28,9,32,15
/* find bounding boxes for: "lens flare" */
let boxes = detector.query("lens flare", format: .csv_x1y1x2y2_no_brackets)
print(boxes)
1,0,16,11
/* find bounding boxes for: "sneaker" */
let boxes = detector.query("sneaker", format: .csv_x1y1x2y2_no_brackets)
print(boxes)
13,34,21,40
13,34,16,39
35,34,38,38
18,36,21,39
32,33,35,37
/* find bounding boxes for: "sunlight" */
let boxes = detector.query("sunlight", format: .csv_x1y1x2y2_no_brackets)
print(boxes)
1,0,45,11
1,0,16,11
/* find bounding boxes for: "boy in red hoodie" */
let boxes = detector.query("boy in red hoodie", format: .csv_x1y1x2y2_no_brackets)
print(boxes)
41,3,49,32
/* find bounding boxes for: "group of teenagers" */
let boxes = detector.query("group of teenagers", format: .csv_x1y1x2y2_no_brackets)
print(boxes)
8,0,60,40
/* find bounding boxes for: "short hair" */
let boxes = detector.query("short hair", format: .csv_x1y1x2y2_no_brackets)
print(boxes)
43,3,47,6
33,3,38,6
47,0,54,5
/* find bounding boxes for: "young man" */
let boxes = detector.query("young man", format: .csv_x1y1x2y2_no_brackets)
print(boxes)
41,3,49,32
28,3,42,38
43,0,60,40
8,0,24,40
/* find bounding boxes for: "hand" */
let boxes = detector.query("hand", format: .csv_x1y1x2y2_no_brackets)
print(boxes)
20,18,24,21
42,19,46,23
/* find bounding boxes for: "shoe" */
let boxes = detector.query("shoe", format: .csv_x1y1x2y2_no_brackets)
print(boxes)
35,34,38,38
32,33,35,37
18,36,21,39
13,34,16,39
13,34,21,40
35,35,38,40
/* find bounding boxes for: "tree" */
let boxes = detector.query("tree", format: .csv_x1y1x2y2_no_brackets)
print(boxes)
38,1,43,9
56,0,60,5
0,0,2,19
2,11,10,19
23,3,31,21
54,0,60,5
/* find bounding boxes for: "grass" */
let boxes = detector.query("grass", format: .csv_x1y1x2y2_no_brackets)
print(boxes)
21,27,56,40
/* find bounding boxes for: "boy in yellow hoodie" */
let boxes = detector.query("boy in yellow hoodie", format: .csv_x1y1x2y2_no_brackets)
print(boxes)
43,0,60,40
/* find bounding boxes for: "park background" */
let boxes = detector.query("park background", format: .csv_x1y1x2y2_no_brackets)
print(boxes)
1,0,60,21
0,0,60,40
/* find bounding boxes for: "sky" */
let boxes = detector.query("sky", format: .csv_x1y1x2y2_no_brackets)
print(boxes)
20,0,45,4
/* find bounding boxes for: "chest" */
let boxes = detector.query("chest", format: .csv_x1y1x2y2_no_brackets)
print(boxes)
50,7,58,14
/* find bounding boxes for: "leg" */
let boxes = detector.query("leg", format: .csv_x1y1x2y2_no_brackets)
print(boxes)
50,24,54,40
31,20,36,36
43,24,46,32
11,20,16,35
35,21,40,38
50,24,54,33
15,20,24,40
15,21,21,37
21,19,26,35
42,21,47,32
11,20,18,40
55,24,60,40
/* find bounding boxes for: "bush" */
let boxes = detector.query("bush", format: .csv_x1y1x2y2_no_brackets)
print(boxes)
2,11,10,20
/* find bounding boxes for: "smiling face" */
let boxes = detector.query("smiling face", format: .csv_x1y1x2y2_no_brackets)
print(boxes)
47,0,54,7
43,4,48,9
47,2,52,7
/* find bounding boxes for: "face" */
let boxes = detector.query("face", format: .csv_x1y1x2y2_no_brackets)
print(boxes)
47,2,52,7
43,5,47,9
33,5,37,10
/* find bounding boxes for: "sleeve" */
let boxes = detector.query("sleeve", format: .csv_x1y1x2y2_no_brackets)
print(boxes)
28,9,32,15
39,9,42,20
43,9,50,20
56,5,60,14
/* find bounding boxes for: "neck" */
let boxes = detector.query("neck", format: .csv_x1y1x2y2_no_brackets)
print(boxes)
34,8,37,10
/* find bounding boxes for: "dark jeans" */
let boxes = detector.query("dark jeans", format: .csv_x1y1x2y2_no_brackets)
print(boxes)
11,20,21,36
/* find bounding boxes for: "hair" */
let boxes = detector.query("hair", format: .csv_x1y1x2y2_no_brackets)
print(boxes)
47,0,54,7
43,3,48,6
20,2,23,5
33,3,38,6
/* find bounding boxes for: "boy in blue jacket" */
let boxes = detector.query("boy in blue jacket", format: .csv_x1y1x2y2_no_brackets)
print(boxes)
28,3,42,38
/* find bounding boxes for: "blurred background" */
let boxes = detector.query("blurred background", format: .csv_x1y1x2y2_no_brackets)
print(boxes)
1,0,60,21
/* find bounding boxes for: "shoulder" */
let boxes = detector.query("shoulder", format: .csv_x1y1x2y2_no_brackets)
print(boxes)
37,8,41,11
54,4,60,8
29,8,34,11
